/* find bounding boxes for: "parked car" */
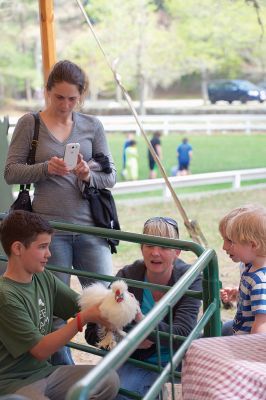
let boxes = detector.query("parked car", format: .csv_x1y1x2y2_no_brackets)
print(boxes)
207,79,266,104
258,81,266,90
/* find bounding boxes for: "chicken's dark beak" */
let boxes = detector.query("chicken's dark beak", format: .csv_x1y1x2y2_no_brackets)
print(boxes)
115,290,124,303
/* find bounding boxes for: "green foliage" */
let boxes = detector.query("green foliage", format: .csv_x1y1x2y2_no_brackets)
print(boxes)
0,0,266,100
165,0,266,79
0,0,40,99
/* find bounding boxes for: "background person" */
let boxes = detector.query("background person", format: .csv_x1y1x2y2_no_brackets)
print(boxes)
123,140,138,181
177,137,192,176
0,210,119,400
148,131,162,179
121,132,134,179
85,216,202,399
4,59,116,365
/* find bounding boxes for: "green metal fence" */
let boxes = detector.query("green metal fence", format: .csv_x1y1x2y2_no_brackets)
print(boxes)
0,216,221,399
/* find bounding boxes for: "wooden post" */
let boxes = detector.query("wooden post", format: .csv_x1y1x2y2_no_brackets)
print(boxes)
38,0,56,86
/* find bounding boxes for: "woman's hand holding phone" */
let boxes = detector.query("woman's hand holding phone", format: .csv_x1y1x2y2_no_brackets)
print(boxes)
64,143,80,170
48,156,69,176
48,143,80,176
73,153,91,182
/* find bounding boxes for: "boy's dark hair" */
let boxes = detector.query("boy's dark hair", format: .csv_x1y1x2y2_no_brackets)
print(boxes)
0,211,54,256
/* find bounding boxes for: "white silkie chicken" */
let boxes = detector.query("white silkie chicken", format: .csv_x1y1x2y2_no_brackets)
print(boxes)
79,280,140,350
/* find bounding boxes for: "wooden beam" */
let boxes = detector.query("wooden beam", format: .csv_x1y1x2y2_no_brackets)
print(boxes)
38,0,56,86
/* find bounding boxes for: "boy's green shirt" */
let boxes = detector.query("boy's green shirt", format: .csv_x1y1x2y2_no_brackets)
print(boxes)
0,269,79,394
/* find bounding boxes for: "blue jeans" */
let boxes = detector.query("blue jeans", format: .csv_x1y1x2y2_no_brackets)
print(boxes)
48,232,113,366
116,362,168,400
48,232,113,287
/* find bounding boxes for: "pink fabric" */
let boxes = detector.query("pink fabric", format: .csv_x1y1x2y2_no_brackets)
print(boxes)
182,333,266,400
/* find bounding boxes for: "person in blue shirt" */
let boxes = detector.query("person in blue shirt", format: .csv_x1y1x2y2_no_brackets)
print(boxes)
177,138,192,176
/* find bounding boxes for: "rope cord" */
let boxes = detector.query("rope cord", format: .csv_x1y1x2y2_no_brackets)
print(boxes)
75,0,208,247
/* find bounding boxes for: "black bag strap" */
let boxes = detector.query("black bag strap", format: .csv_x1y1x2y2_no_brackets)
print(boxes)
20,113,40,192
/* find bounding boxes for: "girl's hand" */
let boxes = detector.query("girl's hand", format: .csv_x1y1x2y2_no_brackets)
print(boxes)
73,153,91,182
48,156,69,176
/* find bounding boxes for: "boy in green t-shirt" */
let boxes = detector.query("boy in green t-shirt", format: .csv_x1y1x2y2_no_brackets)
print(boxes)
0,210,119,399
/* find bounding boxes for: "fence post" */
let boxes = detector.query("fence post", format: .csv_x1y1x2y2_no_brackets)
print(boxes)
0,116,12,275
245,119,251,135
163,185,171,200
206,119,212,135
233,173,241,189
0,116,13,212
163,119,169,136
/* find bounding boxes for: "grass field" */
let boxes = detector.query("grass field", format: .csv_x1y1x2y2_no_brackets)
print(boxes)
108,132,266,181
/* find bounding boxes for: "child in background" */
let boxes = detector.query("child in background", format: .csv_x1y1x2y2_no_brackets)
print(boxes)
121,132,134,179
124,140,138,181
148,131,162,179
220,205,266,335
177,137,192,176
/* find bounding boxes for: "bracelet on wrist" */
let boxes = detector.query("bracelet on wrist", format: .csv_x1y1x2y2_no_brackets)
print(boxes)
76,312,83,332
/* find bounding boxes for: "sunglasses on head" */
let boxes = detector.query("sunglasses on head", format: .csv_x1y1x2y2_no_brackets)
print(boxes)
144,217,179,236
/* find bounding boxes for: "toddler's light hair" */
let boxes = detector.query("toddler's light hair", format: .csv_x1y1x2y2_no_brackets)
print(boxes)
219,204,262,238
226,206,266,255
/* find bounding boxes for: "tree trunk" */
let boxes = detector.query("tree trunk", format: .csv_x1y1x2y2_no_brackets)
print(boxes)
115,84,123,103
25,79,32,102
200,65,209,105
138,73,146,115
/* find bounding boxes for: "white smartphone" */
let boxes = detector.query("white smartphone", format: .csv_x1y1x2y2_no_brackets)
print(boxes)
64,143,80,170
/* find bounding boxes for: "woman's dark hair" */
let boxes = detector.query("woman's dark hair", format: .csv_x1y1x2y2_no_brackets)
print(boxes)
0,210,54,256
46,60,89,96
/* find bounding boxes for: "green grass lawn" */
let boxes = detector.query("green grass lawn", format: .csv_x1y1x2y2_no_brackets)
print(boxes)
108,133,266,181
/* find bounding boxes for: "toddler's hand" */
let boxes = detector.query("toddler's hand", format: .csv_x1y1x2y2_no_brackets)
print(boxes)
220,287,238,303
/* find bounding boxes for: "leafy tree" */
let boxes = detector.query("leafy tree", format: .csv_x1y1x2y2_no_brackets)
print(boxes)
0,0,41,101
80,0,182,110
165,0,266,101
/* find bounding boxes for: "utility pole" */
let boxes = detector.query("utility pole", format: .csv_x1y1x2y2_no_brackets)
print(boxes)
38,0,56,86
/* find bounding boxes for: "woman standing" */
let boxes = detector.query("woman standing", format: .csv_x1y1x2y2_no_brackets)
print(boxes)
5,60,116,364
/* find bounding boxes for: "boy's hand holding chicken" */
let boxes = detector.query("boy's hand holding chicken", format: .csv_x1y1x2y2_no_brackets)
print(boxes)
79,280,140,349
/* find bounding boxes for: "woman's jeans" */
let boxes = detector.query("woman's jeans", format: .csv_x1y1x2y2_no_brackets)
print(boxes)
48,232,113,366
116,361,180,400
116,362,163,400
